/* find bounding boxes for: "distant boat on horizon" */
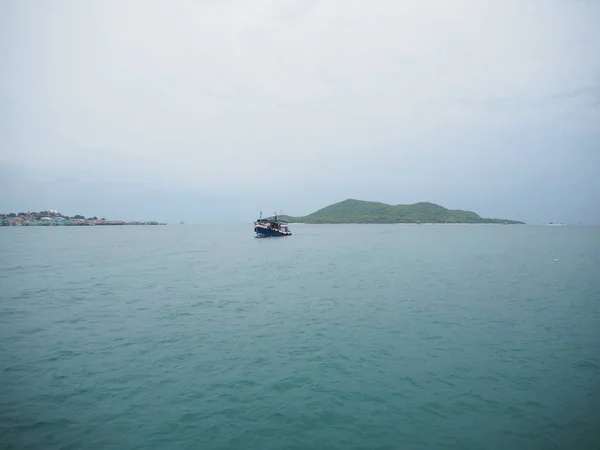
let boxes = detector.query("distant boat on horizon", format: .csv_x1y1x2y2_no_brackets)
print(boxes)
254,211,292,238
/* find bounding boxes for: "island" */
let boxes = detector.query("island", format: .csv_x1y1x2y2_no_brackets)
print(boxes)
0,211,166,226
280,199,524,224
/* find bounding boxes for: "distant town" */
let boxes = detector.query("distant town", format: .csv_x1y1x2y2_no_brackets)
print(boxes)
0,210,166,227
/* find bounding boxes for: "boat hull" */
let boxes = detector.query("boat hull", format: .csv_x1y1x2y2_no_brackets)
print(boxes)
254,226,291,238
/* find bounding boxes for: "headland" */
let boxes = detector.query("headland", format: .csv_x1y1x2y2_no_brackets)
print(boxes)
280,199,524,224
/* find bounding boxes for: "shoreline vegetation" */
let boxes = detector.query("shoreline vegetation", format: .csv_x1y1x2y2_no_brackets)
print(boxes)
0,211,166,227
279,199,524,224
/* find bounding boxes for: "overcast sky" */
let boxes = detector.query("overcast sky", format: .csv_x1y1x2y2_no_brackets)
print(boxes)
1,0,599,223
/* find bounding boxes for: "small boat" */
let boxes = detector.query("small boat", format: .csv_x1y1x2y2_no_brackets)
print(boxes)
254,211,292,237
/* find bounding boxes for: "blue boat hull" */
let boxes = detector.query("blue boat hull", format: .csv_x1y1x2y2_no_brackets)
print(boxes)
254,226,291,237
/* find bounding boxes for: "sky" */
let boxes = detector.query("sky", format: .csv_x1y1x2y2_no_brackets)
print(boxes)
1,0,599,223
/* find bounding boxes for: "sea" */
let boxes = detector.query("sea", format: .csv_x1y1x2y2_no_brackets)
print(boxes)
1,224,599,450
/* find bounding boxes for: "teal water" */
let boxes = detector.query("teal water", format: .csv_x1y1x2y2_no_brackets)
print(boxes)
1,224,599,449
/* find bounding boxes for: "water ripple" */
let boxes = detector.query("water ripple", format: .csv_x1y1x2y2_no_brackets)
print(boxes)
1,224,599,449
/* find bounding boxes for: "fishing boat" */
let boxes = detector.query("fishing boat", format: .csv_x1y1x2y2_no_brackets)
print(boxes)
254,211,292,237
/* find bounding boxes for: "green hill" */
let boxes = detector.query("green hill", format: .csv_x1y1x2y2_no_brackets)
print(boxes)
281,199,524,224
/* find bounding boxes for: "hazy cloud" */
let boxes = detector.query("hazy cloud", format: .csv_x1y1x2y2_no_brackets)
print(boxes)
1,0,599,222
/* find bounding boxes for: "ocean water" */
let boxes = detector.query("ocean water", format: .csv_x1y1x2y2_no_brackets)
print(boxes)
1,224,599,449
